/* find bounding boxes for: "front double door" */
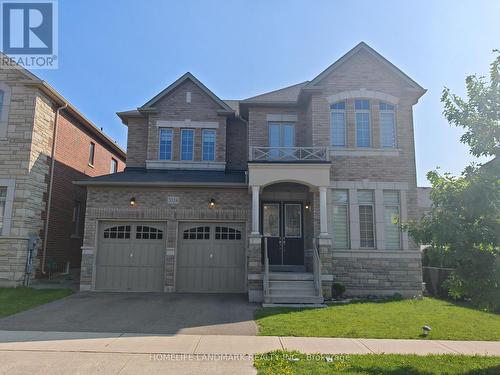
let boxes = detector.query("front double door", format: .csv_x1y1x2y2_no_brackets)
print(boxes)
261,201,304,266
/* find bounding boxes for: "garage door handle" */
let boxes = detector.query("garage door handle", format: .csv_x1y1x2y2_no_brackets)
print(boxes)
130,253,133,258
209,253,213,259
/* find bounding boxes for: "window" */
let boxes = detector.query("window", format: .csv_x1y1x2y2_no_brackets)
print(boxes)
88,142,95,166
202,129,216,161
180,129,194,160
384,191,401,249
0,90,4,119
136,225,163,240
332,190,349,249
159,128,173,160
0,188,6,234
268,122,295,158
215,226,242,240
103,225,131,239
330,101,346,147
355,99,371,147
110,158,118,173
183,226,210,240
72,201,81,236
284,203,301,237
358,190,375,248
380,102,396,148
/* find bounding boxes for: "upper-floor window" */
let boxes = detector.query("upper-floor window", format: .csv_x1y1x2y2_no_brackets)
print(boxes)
355,99,371,147
358,190,375,248
88,142,95,166
268,122,295,158
379,102,396,148
159,128,173,160
180,129,194,160
202,129,216,161
330,101,346,147
110,158,118,173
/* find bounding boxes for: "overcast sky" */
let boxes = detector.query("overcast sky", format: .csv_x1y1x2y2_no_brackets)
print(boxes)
33,0,499,186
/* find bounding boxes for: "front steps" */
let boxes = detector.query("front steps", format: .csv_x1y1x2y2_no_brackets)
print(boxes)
264,272,324,305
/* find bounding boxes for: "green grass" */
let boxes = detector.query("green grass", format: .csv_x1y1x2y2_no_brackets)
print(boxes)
254,351,500,375
0,287,73,318
255,298,500,340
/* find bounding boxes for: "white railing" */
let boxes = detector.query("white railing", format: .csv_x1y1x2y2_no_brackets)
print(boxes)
263,237,270,300
250,147,330,162
312,238,323,298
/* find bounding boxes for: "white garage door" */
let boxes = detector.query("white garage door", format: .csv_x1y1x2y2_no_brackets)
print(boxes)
95,222,166,292
176,222,246,293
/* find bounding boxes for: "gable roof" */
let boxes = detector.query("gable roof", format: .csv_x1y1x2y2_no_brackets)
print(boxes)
140,72,233,111
241,81,309,104
306,42,425,91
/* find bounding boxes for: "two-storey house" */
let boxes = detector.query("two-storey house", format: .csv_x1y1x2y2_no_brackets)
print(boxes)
77,42,425,303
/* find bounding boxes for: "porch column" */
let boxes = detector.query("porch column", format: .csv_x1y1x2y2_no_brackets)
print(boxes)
319,186,328,236
251,185,260,235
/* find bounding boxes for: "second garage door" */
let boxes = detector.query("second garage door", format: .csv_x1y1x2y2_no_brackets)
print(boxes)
95,222,166,292
176,222,246,293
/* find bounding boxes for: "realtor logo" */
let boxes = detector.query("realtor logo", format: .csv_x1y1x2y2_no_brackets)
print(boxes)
1,0,58,69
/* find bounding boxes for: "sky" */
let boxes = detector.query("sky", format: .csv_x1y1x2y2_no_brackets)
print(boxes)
31,0,499,186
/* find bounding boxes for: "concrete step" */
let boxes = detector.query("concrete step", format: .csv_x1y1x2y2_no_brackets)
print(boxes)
269,280,315,289
269,288,317,296
265,295,324,304
268,272,313,281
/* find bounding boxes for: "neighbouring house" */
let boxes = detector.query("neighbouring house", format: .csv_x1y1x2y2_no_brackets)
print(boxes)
0,59,126,287
77,42,426,304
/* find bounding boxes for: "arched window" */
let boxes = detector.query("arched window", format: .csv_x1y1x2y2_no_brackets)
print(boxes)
183,226,210,240
136,225,163,240
379,102,396,148
330,101,346,147
215,226,242,240
103,225,131,239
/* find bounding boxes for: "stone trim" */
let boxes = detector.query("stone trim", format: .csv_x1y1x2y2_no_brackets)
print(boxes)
155,119,219,129
0,179,15,236
266,114,298,122
87,207,248,221
326,89,399,105
330,148,401,157
330,181,409,190
0,82,11,139
146,160,226,170
332,249,421,259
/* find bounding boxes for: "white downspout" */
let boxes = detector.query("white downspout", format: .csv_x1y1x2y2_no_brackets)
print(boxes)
41,103,67,274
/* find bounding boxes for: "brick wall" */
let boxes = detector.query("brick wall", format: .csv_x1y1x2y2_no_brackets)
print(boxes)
226,117,247,170
126,116,147,168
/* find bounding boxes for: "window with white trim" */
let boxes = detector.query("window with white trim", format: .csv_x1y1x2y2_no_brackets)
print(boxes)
332,190,349,249
355,99,371,147
383,191,401,249
180,129,194,160
380,102,396,148
110,158,118,173
0,188,6,234
202,129,216,161
330,101,346,147
358,190,375,248
159,128,173,160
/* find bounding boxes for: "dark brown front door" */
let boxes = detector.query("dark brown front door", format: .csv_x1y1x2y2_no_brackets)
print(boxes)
261,201,304,266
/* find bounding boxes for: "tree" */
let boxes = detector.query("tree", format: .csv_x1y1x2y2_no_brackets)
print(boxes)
408,51,500,311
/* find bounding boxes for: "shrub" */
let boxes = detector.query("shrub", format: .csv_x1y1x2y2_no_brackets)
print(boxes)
332,282,346,299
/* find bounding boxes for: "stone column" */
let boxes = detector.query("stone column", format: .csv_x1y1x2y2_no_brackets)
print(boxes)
247,233,263,302
251,186,260,235
319,186,328,237
318,237,333,298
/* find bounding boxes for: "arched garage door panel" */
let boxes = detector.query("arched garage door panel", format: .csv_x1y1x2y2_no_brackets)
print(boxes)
95,222,166,292
177,223,245,293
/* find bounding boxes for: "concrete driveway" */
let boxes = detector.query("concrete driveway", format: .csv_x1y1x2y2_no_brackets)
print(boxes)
0,292,259,335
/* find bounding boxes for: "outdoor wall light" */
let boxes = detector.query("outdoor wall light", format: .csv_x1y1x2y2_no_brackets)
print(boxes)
209,198,216,208
130,197,136,207
305,202,311,210
422,325,432,336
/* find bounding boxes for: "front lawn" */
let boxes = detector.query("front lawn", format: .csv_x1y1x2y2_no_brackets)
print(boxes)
0,287,73,318
255,297,500,340
254,351,500,375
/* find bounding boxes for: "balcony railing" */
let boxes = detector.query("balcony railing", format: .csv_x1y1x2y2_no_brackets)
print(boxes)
249,147,330,162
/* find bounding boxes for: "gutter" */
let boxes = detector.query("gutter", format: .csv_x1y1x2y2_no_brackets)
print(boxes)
41,103,67,274
73,180,248,189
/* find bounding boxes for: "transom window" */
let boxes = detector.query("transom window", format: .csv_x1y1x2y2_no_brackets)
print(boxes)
355,99,371,147
136,225,163,240
215,226,242,240
183,226,210,240
180,129,194,160
379,102,396,148
330,101,346,147
159,128,173,160
103,225,131,239
202,129,216,161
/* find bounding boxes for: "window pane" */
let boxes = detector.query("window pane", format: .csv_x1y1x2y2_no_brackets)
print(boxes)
357,190,374,204
356,112,371,147
0,90,4,118
355,99,370,110
282,124,295,148
202,130,215,161
330,111,346,147
263,204,280,237
285,204,301,237
359,205,375,248
268,123,280,147
89,143,95,165
330,101,345,110
383,191,399,205
385,206,400,249
159,128,173,160
0,187,6,233
380,112,396,147
110,159,118,173
181,129,194,160
379,102,394,111
333,205,348,248
332,190,348,204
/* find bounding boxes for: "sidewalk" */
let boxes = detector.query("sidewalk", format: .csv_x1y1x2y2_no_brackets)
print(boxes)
1,330,499,356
